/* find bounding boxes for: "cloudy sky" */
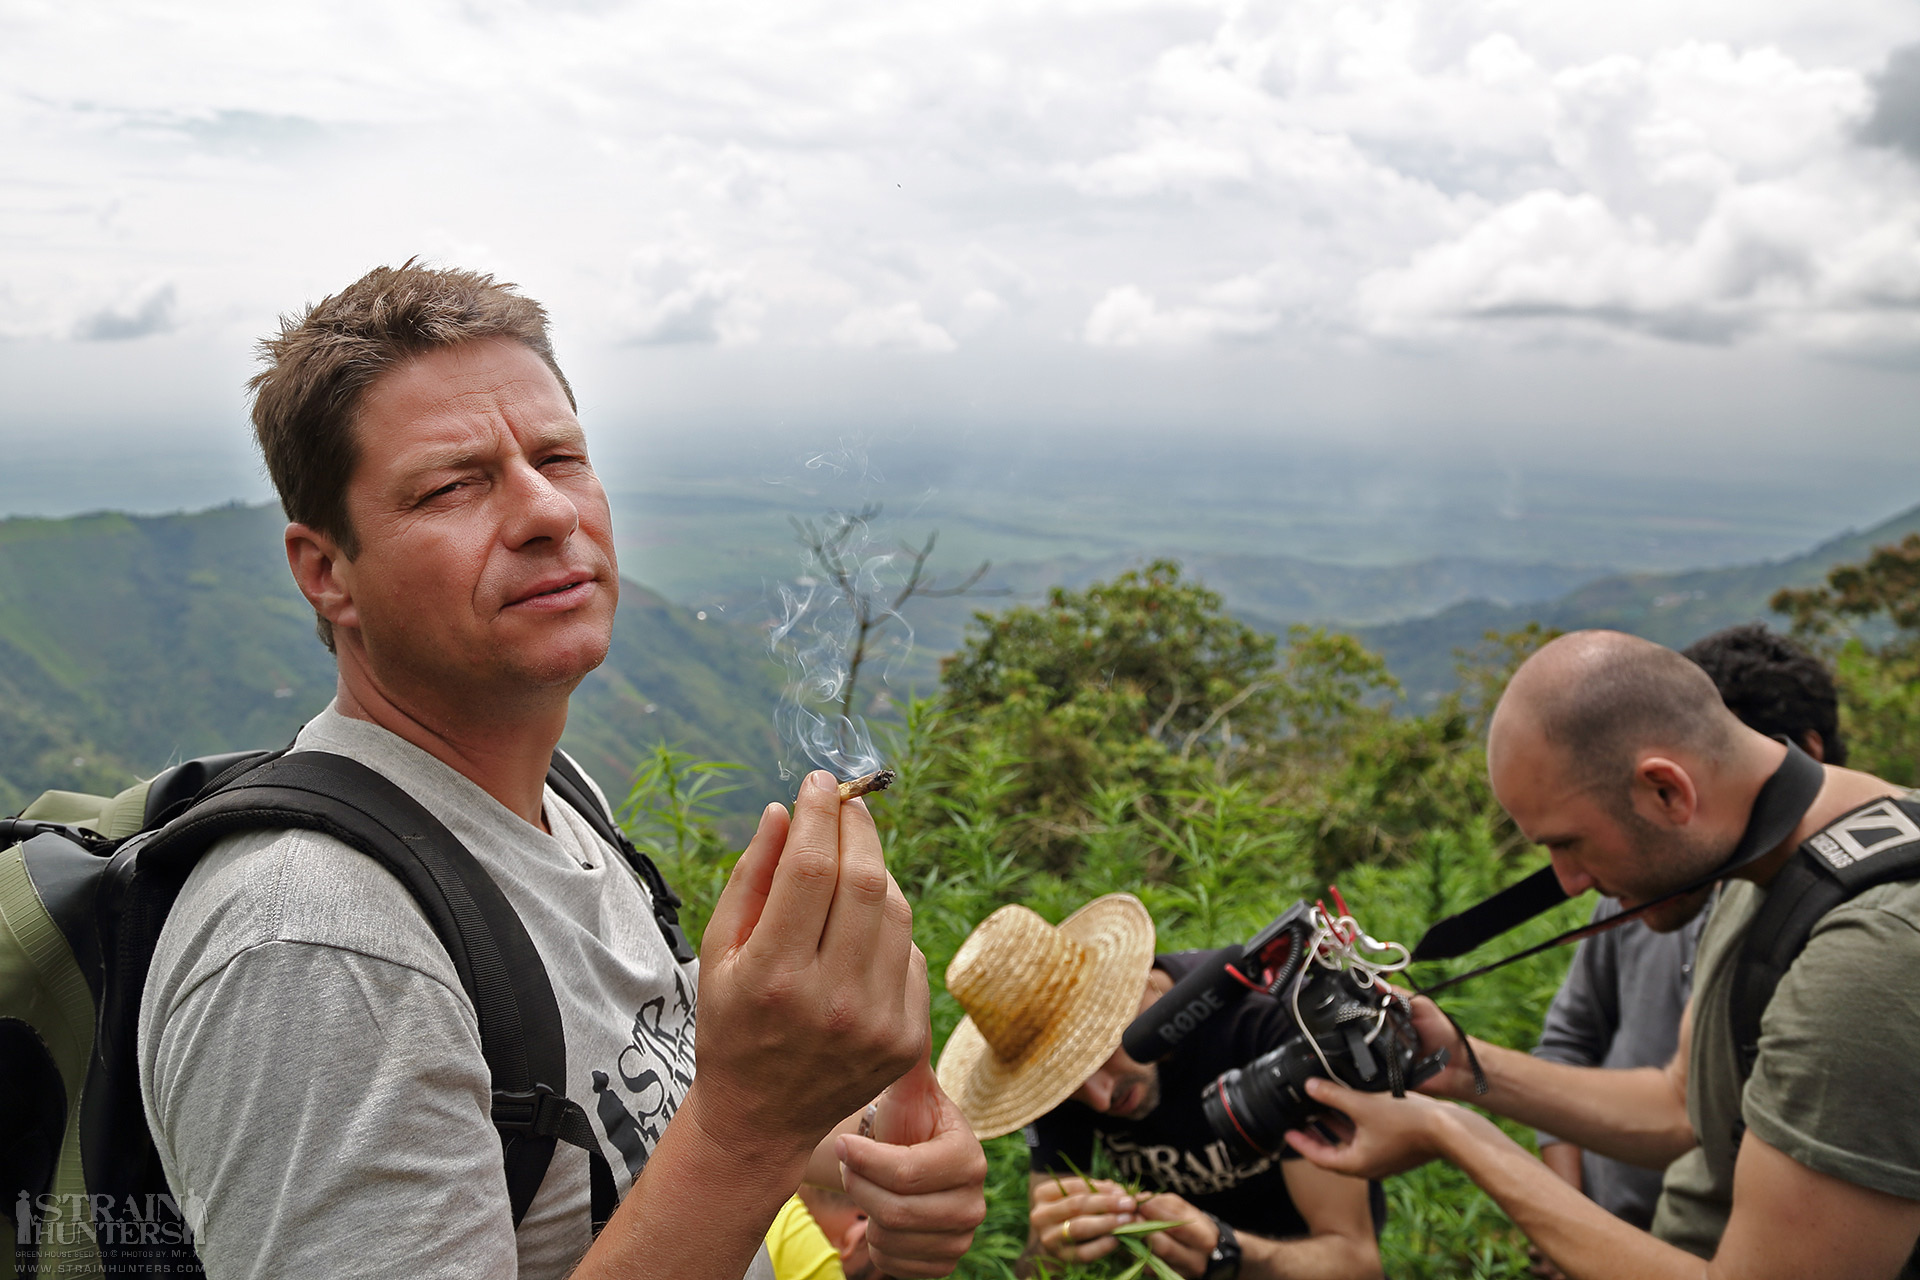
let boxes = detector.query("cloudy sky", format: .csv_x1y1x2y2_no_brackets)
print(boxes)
4,0,1919,516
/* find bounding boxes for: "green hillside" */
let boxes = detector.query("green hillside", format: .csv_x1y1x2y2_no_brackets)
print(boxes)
0,503,786,813
1354,501,1920,707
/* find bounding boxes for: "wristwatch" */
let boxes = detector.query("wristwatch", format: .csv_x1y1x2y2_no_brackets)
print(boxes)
1202,1214,1241,1280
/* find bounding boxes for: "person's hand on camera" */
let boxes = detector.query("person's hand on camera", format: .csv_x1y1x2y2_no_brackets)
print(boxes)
1030,1176,1138,1265
684,771,927,1170
1283,1076,1464,1179
1394,988,1479,1099
1133,1192,1219,1280
836,1060,988,1278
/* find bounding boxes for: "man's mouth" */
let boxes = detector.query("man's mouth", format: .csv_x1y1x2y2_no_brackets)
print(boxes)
509,573,594,607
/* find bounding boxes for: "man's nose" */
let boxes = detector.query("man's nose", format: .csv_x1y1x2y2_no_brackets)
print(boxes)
1074,1070,1115,1113
1548,850,1596,898
503,461,580,547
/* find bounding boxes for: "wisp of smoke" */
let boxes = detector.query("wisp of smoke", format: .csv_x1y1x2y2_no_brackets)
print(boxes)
768,507,915,783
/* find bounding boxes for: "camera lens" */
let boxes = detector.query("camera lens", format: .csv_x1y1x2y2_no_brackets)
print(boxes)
1201,1038,1325,1162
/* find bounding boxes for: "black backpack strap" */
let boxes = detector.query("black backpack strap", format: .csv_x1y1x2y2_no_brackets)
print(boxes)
546,751,696,964
122,751,616,1232
1730,795,1920,1099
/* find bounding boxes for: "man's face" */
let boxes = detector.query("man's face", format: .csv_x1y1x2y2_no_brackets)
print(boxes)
1068,980,1164,1121
1490,727,1727,933
324,337,617,707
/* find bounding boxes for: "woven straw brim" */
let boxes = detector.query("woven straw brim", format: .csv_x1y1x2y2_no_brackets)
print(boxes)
936,894,1155,1140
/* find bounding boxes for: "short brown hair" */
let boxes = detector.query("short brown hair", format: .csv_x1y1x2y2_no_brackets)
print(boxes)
249,260,575,650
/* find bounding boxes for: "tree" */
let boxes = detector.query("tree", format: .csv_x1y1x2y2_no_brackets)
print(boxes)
935,561,1399,863
778,505,997,766
1772,533,1920,784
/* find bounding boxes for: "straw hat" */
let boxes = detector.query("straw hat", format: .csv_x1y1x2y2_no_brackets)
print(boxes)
936,894,1156,1140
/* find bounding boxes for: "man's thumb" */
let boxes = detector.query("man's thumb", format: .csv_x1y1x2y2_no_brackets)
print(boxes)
872,1056,941,1147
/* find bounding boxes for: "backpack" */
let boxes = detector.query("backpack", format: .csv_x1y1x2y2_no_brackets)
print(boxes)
2,746,695,1279
1728,791,1920,1125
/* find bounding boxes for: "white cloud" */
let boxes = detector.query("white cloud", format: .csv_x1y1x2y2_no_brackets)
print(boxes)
1356,41,1920,347
73,283,178,342
1084,278,1279,346
2,0,1919,450
831,302,957,352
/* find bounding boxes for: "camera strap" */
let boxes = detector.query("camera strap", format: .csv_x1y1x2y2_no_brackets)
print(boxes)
1410,740,1826,997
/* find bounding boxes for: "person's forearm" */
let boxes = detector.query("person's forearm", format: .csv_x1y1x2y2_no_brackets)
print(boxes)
802,1108,868,1190
1241,1228,1382,1280
1541,1140,1585,1191
1433,1106,1704,1280
1459,1039,1693,1169
573,1080,813,1280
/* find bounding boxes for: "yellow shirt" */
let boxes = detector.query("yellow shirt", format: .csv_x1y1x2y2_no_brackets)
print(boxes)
767,1196,845,1280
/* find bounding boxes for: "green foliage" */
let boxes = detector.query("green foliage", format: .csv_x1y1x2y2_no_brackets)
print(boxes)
0,501,788,816
644,566,1580,1277
1773,531,1920,785
617,745,747,945
935,562,1413,868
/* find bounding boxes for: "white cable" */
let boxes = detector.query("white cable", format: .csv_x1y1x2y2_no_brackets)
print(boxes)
1288,905,1412,1081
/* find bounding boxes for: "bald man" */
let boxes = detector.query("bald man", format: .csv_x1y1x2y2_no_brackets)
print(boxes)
1286,630,1920,1280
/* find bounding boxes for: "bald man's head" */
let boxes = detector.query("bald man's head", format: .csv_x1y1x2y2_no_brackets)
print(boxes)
1491,631,1742,817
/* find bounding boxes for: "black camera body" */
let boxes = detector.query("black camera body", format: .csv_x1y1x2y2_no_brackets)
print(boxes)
1122,901,1446,1161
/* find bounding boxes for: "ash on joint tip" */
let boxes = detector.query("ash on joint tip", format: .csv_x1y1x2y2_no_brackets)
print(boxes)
837,769,896,801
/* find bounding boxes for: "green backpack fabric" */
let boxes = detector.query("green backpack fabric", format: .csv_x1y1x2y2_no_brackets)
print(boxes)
2,748,692,1279
3,755,248,1278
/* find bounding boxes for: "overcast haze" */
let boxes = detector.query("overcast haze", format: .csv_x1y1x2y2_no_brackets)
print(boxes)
4,0,1919,534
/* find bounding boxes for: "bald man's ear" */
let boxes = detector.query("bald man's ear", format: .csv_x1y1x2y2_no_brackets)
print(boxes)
285,523,360,637
1633,757,1698,828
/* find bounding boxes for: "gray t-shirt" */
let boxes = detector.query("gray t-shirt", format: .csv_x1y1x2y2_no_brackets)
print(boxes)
1532,897,1706,1229
139,706,769,1280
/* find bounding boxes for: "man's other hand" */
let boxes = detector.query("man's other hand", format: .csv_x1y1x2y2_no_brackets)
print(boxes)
1399,990,1479,1099
1283,1077,1459,1179
836,1062,988,1278
689,772,927,1164
1133,1192,1218,1280
1029,1177,1138,1266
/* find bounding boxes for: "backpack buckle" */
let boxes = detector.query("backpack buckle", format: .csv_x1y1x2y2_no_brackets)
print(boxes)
492,1085,571,1137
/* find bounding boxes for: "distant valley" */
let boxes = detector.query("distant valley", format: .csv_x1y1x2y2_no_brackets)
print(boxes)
1,493,1914,816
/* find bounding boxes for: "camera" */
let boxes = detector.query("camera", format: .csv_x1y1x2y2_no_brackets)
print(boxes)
1121,900,1446,1161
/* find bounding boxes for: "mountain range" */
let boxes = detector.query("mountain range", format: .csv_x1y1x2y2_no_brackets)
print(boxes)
0,503,784,814
1,496,1913,814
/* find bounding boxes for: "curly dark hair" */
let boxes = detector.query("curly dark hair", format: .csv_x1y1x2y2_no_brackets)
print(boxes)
1682,623,1846,766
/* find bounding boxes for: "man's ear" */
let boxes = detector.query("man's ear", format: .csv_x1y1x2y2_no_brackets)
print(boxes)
285,522,359,635
1633,756,1698,827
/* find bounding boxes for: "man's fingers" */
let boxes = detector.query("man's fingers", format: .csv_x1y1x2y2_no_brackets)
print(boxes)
1283,1123,1353,1172
1042,1235,1120,1265
749,771,843,960
818,792,902,971
842,1166,987,1237
701,803,788,952
865,1226,976,1280
838,1131,987,1202
1032,1178,1130,1207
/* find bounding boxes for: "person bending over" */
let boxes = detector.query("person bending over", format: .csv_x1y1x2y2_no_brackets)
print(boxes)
1529,623,1846,1231
935,895,1384,1280
1288,631,1920,1280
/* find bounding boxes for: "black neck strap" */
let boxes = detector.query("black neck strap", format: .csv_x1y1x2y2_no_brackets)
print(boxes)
1412,740,1827,995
